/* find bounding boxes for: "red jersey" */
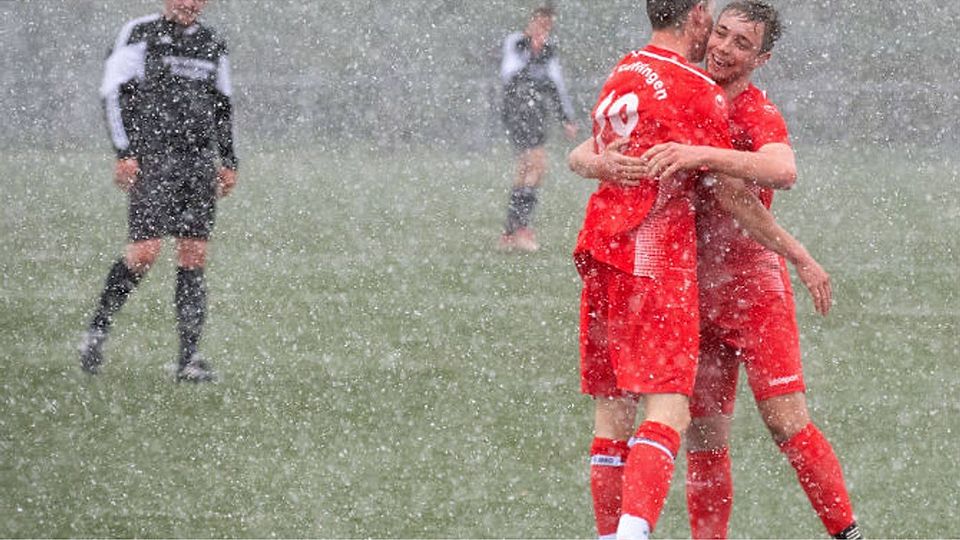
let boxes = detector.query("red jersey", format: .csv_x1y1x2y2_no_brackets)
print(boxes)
698,84,792,309
575,45,731,280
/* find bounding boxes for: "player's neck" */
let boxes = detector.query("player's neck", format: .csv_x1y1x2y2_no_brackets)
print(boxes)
722,77,751,101
648,30,697,62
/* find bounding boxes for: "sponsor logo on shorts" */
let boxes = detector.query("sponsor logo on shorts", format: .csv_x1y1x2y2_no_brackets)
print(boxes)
769,374,800,387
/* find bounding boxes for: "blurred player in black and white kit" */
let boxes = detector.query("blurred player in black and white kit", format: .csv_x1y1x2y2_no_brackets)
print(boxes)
79,0,237,382
498,6,577,252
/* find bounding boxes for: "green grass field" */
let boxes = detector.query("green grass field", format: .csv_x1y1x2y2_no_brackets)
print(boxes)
1,141,958,537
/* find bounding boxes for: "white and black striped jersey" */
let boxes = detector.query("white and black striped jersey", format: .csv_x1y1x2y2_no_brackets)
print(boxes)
500,31,575,123
100,13,237,168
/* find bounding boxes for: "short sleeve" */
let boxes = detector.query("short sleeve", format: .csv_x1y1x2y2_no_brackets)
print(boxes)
743,100,790,150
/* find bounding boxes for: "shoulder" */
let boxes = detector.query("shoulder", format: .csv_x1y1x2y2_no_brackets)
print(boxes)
114,13,162,48
735,85,786,127
543,41,559,59
741,85,783,116
674,70,724,114
503,31,525,48
194,21,229,51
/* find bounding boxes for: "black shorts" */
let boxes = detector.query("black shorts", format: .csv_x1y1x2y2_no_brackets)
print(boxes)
502,92,549,151
128,150,217,241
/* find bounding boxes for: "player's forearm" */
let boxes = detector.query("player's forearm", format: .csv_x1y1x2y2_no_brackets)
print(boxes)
703,145,796,190
568,139,602,179
214,96,238,169
712,175,809,265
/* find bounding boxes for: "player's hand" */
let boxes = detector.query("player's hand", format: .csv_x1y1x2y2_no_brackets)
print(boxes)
114,158,140,192
641,142,707,180
563,122,578,141
598,137,646,186
216,167,237,198
795,255,832,316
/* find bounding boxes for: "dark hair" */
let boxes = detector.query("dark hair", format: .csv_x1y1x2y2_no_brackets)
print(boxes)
646,0,703,30
532,6,556,19
720,0,783,53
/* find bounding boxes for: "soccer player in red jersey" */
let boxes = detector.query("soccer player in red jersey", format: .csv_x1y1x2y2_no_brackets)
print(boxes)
641,3,862,538
572,1,727,537
570,2,861,539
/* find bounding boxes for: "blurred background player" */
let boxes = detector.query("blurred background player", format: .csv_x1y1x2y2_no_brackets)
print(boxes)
78,0,238,382
498,5,577,252
639,3,861,538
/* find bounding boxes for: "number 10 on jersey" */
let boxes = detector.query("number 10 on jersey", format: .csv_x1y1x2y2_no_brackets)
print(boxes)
593,91,639,150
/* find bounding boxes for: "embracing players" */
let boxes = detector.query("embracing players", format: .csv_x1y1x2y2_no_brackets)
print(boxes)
569,1,860,538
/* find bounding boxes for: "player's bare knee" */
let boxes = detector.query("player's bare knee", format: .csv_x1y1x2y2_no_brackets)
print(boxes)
644,393,692,433
176,239,208,269
765,414,809,443
124,240,161,273
759,393,810,443
594,396,638,440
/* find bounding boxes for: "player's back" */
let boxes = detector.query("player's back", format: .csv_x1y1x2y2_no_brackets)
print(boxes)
576,45,730,278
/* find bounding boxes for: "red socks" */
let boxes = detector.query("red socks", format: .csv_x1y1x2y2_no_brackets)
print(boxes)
620,421,682,532
779,423,856,536
591,422,853,537
686,447,733,539
591,438,631,537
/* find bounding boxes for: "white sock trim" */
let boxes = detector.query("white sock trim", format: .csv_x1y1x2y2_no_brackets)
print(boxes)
628,436,675,462
617,514,650,540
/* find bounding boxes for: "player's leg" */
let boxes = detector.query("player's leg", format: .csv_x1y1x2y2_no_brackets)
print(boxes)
591,397,637,540
500,103,547,251
619,393,689,540
171,156,218,382
744,294,860,539
686,330,739,540
79,239,163,372
614,273,699,539
757,393,861,539
579,255,635,539
78,169,166,374
174,237,212,377
501,147,544,251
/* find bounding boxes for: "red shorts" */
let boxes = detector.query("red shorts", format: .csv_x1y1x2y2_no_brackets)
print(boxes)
576,255,700,397
689,289,805,418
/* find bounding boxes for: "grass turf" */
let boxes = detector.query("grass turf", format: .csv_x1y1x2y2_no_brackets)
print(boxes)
0,142,957,537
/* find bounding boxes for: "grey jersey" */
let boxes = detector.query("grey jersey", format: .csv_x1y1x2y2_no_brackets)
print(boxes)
500,31,574,123
100,13,237,168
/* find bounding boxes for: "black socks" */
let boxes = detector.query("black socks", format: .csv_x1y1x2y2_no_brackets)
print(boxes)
505,186,539,234
87,260,208,368
175,267,207,366
833,523,863,540
90,258,144,333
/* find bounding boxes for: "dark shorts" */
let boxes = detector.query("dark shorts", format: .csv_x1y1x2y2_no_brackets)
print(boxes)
129,150,217,241
502,92,549,151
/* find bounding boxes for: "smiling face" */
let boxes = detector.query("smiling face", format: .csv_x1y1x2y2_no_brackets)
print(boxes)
164,0,208,26
706,9,771,85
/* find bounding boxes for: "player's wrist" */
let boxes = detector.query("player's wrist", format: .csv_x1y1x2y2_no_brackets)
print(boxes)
788,246,814,267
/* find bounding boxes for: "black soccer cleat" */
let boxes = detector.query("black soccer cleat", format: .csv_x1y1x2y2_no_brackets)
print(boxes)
78,329,106,375
833,522,863,540
176,354,217,383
